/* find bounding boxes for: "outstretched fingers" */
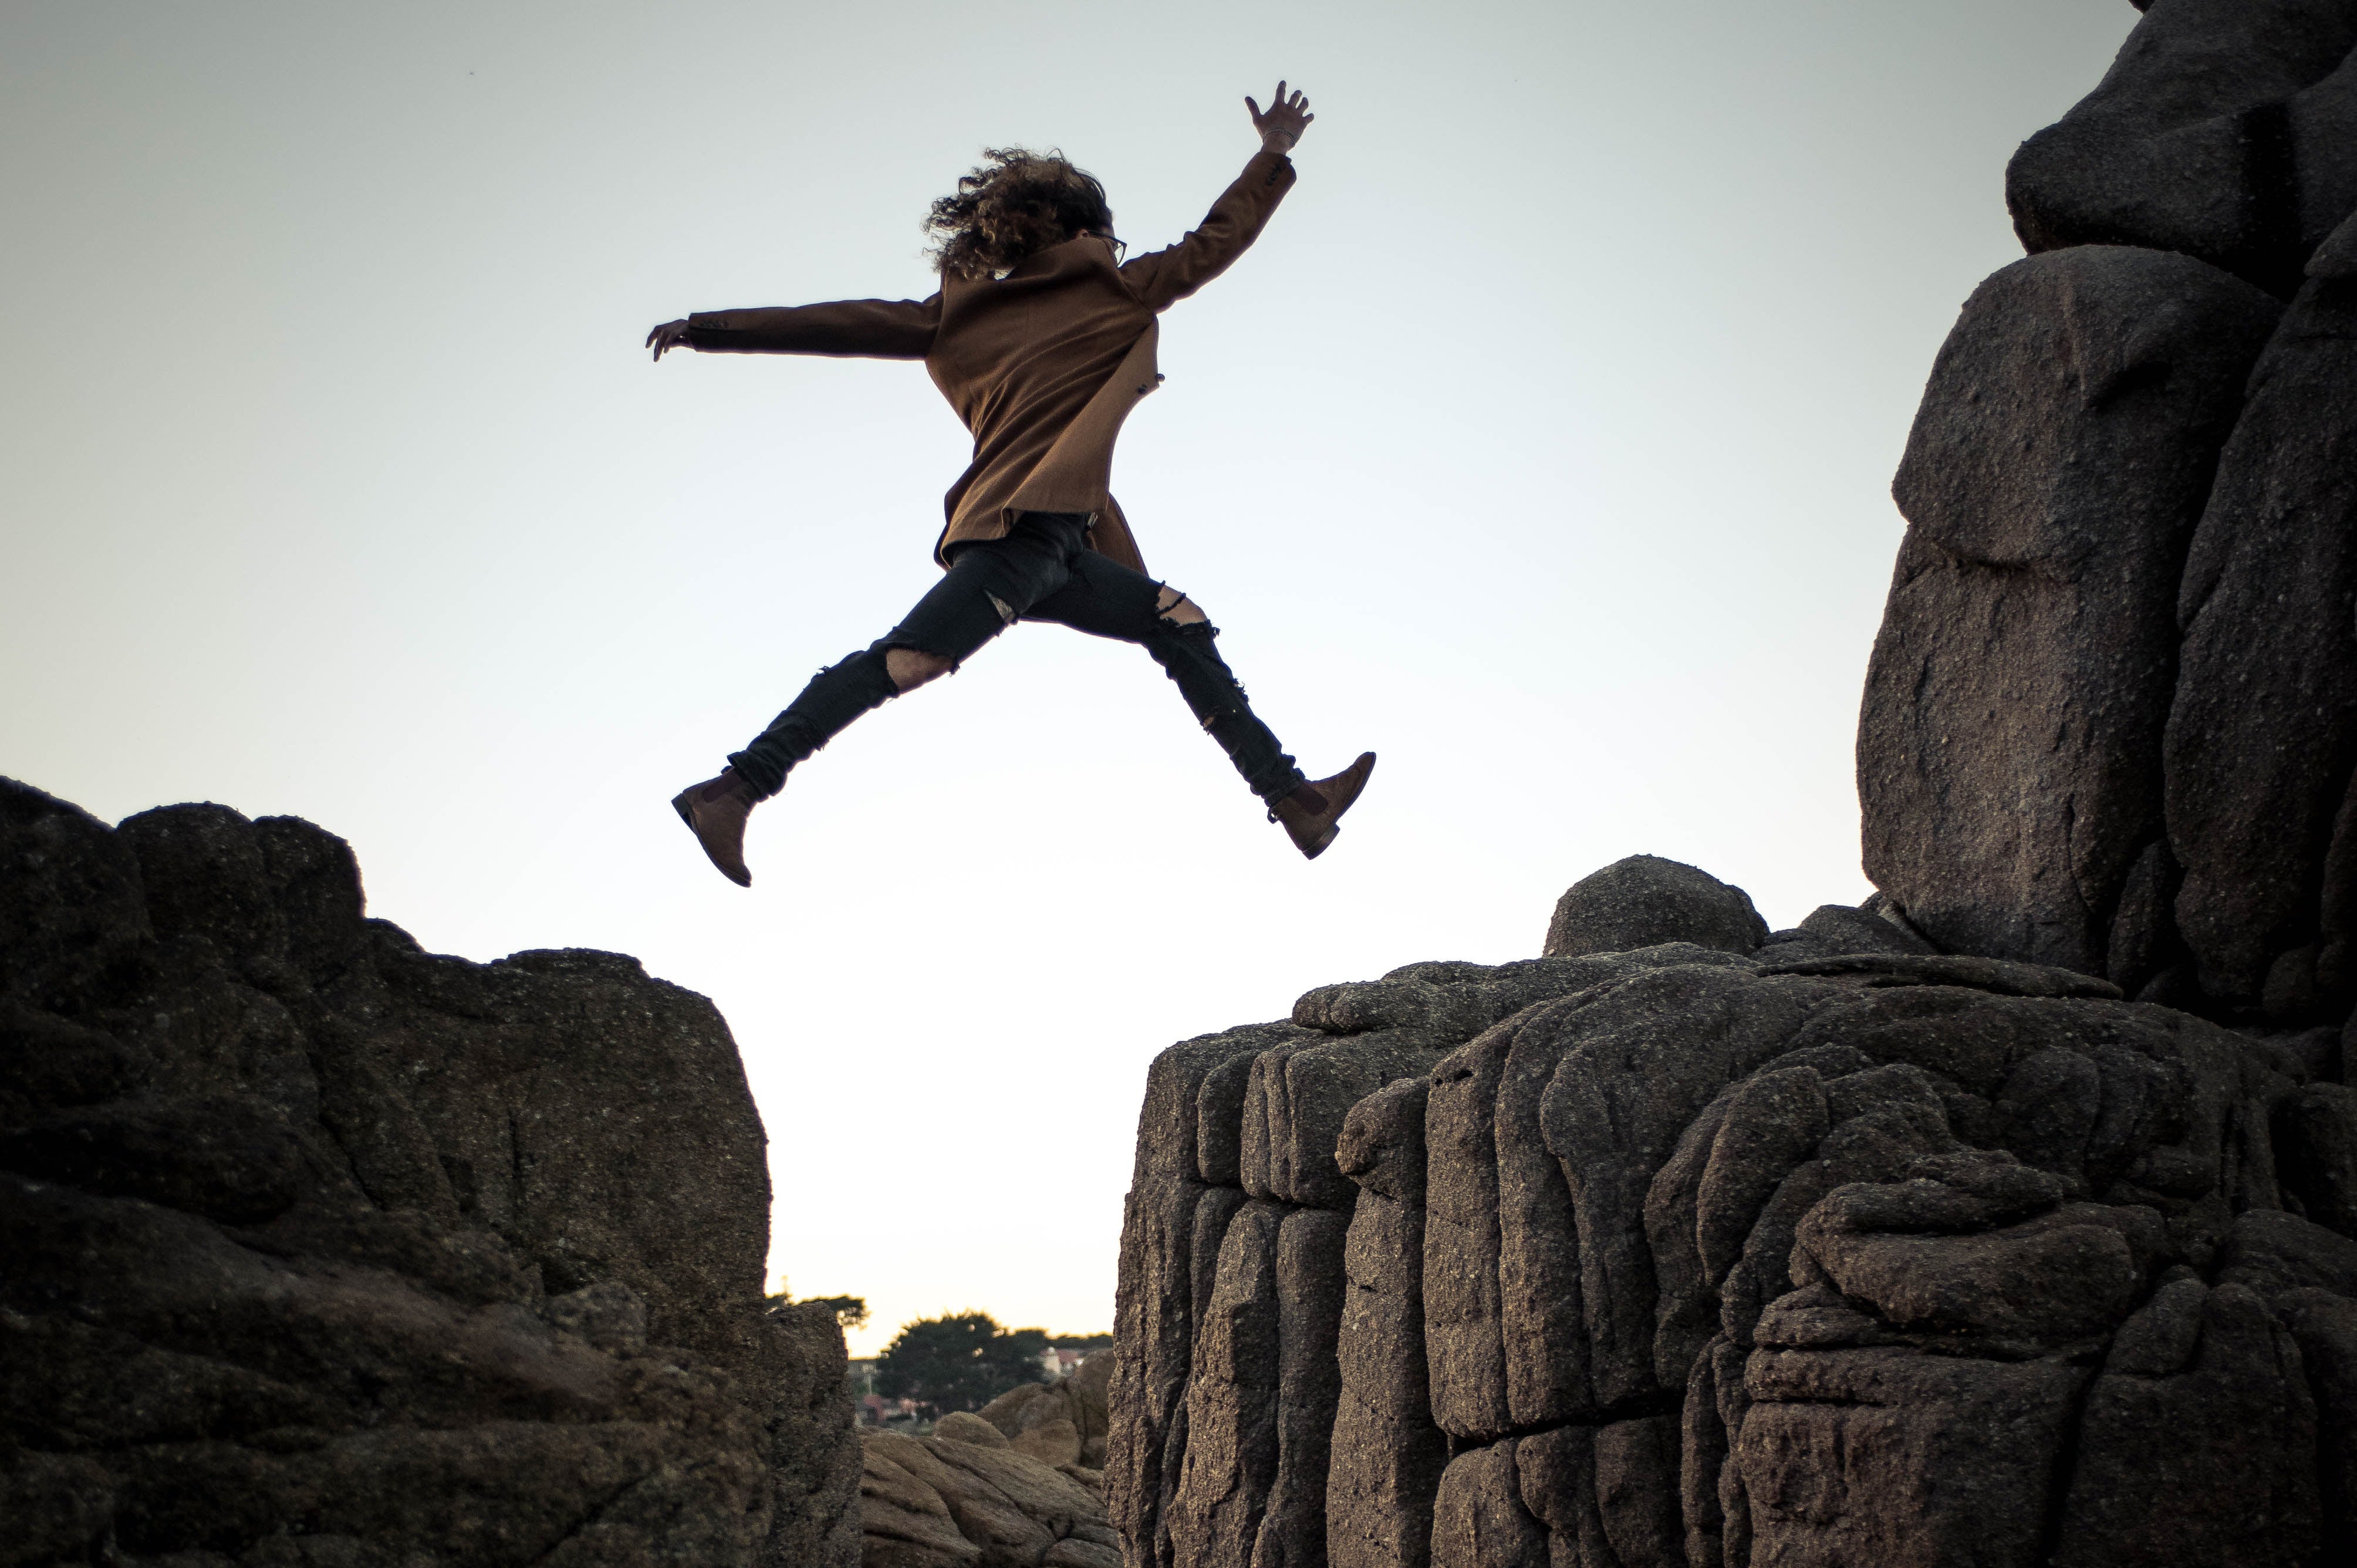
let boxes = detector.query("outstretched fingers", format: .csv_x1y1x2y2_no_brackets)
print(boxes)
1247,82,1313,146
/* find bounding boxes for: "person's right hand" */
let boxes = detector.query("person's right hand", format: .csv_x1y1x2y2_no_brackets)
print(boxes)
1246,82,1313,154
647,319,693,361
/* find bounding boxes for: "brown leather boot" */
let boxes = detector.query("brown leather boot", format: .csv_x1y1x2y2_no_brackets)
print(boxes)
1271,752,1376,860
672,769,759,887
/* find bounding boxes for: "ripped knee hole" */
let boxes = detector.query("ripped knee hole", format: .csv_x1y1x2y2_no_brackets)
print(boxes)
1156,587,1210,626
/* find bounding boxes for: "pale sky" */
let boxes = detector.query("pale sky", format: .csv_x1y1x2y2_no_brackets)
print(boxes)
4,1,2136,1354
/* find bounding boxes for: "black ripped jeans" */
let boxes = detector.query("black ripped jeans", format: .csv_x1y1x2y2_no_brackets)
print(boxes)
728,511,1306,805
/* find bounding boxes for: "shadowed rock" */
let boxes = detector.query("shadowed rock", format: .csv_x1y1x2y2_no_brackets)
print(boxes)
0,779,859,1566
2006,0,2357,292
2168,213,2357,1015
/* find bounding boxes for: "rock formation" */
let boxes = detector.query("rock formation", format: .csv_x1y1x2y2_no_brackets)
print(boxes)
858,1364,1120,1568
1107,5,2357,1563
1868,0,2357,1033
0,779,860,1566
1107,868,2357,1567
976,1354,1113,1472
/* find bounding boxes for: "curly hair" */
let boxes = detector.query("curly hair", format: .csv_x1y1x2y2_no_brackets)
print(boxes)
924,148,1117,280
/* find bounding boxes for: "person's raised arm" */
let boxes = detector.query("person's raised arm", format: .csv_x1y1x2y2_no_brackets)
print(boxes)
646,295,942,362
1119,82,1313,314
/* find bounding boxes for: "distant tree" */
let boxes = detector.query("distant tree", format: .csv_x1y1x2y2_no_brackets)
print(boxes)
1051,1332,1114,1353
765,1287,869,1329
874,1312,1052,1414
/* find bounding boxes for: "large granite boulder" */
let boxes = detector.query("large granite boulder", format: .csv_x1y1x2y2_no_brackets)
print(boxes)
975,1354,1113,1471
2006,0,2357,293
2166,212,2357,1019
1106,866,2357,1568
0,778,860,1566
1859,244,2281,982
1541,857,1766,961
1861,4,2357,1049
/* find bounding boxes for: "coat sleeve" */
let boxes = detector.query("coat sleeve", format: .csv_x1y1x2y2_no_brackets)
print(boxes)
1117,148,1298,313
686,295,941,358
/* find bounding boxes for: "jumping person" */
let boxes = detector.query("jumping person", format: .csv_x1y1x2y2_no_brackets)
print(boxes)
650,83,1373,887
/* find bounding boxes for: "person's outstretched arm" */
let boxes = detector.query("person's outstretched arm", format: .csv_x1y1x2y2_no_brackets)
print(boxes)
1119,82,1314,313
646,295,942,361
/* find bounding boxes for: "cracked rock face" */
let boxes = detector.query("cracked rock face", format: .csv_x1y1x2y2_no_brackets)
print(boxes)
0,779,860,1567
1105,854,2357,1568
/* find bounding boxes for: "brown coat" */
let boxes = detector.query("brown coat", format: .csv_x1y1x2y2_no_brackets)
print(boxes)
686,147,1298,573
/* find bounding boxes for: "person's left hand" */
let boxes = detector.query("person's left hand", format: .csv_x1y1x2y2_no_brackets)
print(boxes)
1246,81,1313,154
646,319,693,361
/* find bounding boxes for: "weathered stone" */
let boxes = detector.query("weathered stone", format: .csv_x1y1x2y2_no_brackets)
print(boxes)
1493,996,1599,1427
1115,874,2341,1568
1107,1022,1292,1567
1681,1344,1733,1568
987,1355,1112,1474
2006,0,2357,289
1251,1208,1351,1568
1330,1081,1444,1568
0,780,857,1566
1506,1417,1681,1568
936,1412,1012,1450
2057,1280,2320,1566
1739,1345,2088,1568
1757,951,2124,1001
2170,212,2357,1012
863,1429,1120,1568
1859,246,2282,978
2278,1287,2357,1551
1796,903,1937,958
1429,1442,1543,1568
1167,1198,1288,1568
861,1436,985,1568
1718,1078,1962,1349
1423,1015,1525,1441
2278,1082,2357,1236
1541,968,1832,1404
1795,1181,2161,1354
1541,856,1767,959
2217,1206,2357,1297
1649,1064,1832,1385
1245,1032,1435,1210
1327,1198,1446,1568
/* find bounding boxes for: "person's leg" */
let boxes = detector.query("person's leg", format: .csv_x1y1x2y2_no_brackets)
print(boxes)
724,513,1090,797
674,515,1092,886
1025,553,1309,805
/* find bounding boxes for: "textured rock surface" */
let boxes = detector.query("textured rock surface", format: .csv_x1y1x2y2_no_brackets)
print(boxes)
1541,856,1766,961
2167,211,2357,1017
1861,9,2357,1049
857,1427,1118,1568
1100,15,2357,1566
975,1356,1113,1472
0,778,860,1566
1107,870,2357,1567
2006,0,2357,292
1859,244,2281,979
